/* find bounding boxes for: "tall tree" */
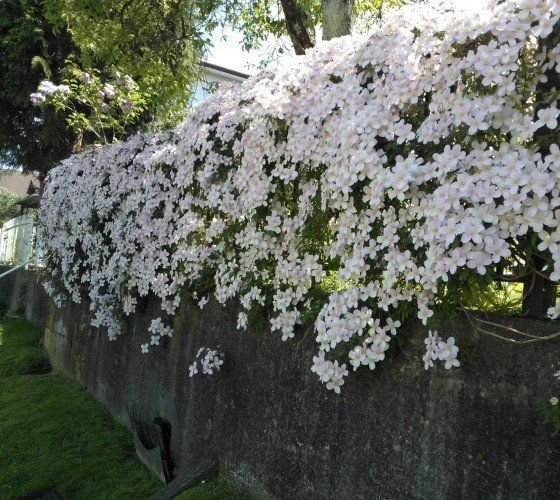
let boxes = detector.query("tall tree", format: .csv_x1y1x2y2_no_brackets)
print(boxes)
0,0,75,176
322,0,355,40
280,0,317,55
0,0,201,175
199,0,399,63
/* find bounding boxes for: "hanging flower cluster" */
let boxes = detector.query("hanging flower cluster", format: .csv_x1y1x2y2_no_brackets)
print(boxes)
423,332,460,370
30,80,71,105
39,0,560,392
188,348,224,378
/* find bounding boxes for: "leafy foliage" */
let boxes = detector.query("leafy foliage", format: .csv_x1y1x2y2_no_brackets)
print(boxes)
1,0,201,174
0,0,75,174
43,0,200,128
0,188,25,227
31,65,148,145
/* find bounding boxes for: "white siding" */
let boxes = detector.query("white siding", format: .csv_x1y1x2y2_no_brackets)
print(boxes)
192,64,248,104
0,214,35,265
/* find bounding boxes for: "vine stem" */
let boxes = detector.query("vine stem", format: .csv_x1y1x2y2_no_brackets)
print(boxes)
461,306,560,344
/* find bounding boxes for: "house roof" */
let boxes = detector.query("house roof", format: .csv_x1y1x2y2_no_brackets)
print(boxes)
200,61,251,81
0,170,40,196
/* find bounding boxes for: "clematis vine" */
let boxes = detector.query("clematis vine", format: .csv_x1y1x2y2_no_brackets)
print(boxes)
39,0,560,392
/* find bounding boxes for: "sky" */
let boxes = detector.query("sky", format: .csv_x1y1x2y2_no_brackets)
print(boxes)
205,27,288,76
206,28,259,75
206,0,488,75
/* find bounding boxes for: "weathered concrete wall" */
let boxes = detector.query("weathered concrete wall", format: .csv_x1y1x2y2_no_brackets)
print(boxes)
4,269,560,498
0,266,51,327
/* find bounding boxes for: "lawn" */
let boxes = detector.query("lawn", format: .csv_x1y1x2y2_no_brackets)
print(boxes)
0,318,51,376
0,318,246,499
0,318,162,499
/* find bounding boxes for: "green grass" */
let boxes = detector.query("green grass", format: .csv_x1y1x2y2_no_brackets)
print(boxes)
0,318,162,499
0,318,50,376
466,282,524,315
174,476,247,500
0,317,245,500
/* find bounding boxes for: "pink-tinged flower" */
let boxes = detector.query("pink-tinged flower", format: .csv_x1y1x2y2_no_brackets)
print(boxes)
188,362,198,377
122,100,133,112
30,92,45,106
103,83,116,99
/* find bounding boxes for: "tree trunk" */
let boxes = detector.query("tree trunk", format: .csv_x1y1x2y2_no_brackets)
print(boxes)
522,256,556,318
522,21,559,317
322,0,354,41
279,0,316,55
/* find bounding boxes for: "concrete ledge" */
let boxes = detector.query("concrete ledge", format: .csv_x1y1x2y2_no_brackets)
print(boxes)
150,460,219,500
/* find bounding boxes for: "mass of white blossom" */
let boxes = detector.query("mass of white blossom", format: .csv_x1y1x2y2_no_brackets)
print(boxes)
39,0,560,392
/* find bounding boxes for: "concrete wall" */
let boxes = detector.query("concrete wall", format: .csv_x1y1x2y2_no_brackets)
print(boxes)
0,266,50,326
3,268,560,498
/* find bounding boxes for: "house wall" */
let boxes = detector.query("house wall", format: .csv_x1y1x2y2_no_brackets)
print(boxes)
3,268,560,499
191,64,248,104
0,214,35,264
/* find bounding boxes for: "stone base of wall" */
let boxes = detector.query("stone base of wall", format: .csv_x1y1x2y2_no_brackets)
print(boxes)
3,268,560,498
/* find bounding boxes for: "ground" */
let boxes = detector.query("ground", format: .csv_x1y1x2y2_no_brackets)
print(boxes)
0,318,244,499
174,477,247,500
